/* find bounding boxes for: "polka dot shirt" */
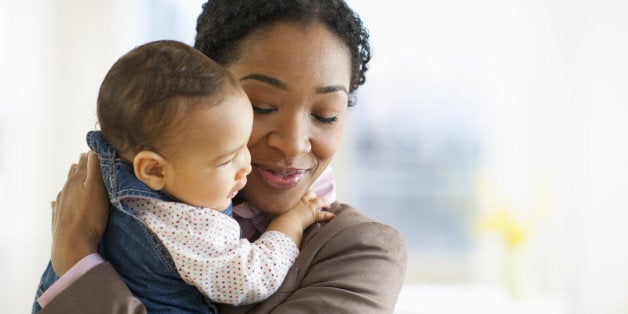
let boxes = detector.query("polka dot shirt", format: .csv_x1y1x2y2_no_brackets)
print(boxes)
122,198,299,305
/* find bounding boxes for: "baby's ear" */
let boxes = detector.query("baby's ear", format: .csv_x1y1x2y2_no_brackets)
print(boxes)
133,151,169,191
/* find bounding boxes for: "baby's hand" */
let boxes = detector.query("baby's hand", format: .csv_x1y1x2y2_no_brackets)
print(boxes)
291,189,334,229
267,189,335,247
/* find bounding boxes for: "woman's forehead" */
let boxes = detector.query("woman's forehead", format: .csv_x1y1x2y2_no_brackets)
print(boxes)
230,23,351,89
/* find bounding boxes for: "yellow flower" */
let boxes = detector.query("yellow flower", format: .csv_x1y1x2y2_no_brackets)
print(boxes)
478,206,528,249
475,176,552,250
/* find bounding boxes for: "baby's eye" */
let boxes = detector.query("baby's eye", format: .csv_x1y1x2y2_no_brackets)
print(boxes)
219,159,233,167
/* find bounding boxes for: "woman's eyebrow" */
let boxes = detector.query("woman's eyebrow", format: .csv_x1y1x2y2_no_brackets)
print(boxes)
240,73,348,95
316,85,348,95
240,74,287,90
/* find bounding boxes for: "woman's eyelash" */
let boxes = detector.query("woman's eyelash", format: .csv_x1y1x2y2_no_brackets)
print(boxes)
252,106,275,115
314,115,338,124
252,105,337,124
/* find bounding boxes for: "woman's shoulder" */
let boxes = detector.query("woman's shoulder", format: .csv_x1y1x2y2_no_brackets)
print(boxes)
328,202,402,233
226,203,408,314
297,202,407,309
303,202,407,251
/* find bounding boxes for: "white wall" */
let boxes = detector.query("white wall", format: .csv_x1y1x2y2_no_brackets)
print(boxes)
1,1,55,311
0,1,204,312
0,1,117,312
348,1,628,313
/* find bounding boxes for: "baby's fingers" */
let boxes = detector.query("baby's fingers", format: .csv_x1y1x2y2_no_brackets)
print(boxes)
307,197,330,211
301,189,316,201
313,210,336,222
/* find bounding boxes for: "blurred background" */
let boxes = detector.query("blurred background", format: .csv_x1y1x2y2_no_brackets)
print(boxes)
1,0,627,313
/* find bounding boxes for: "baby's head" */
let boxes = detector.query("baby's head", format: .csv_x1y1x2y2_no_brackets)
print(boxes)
97,40,253,210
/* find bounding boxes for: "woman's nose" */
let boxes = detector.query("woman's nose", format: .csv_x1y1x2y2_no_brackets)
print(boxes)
266,116,312,157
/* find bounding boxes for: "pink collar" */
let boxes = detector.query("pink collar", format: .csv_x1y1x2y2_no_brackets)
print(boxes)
233,166,337,239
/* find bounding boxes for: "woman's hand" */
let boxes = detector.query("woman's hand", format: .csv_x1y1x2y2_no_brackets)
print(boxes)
50,151,109,276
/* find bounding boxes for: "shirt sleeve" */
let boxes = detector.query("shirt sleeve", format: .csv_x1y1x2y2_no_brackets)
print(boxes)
39,262,146,314
127,198,299,305
37,254,105,308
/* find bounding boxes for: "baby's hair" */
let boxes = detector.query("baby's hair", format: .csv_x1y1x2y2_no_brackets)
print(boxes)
97,40,239,158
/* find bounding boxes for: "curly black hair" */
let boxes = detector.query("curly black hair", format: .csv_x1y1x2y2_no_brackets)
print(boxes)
194,0,370,105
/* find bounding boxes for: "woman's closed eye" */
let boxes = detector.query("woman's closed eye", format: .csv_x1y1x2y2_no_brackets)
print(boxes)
312,114,338,124
252,105,276,115
251,101,339,124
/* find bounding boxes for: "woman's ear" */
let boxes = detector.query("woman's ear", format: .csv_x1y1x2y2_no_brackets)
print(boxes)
133,151,169,191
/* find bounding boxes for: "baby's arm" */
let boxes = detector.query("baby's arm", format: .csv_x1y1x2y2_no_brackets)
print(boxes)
131,199,309,305
266,189,335,247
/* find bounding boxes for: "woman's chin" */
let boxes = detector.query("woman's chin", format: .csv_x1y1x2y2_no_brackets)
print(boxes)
263,198,300,215
241,169,312,214
243,189,303,215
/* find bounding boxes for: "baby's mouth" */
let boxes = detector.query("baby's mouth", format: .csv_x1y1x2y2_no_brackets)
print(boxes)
228,178,247,199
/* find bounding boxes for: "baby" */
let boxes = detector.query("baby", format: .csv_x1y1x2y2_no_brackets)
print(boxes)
34,40,334,313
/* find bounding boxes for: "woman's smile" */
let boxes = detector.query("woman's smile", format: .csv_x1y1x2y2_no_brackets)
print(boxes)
253,164,309,191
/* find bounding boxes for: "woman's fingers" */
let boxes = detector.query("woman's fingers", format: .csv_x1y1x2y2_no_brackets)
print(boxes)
85,151,104,190
75,153,88,185
50,151,109,276
68,163,78,176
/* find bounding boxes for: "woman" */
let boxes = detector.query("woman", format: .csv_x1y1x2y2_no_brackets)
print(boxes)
40,1,407,312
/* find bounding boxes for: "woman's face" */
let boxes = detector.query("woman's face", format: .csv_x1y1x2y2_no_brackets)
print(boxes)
227,22,351,214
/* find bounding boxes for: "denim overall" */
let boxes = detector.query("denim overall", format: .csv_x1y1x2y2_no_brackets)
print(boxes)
33,131,219,313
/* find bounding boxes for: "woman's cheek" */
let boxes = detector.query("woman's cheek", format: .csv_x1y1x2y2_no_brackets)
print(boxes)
247,117,267,147
313,121,345,161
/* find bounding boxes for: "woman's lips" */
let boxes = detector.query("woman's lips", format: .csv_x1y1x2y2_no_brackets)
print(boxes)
254,165,307,191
